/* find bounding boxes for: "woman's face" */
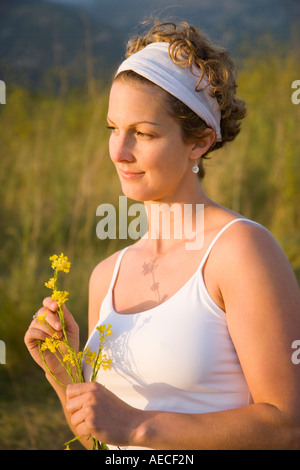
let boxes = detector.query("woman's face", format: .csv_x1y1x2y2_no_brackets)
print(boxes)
107,79,200,203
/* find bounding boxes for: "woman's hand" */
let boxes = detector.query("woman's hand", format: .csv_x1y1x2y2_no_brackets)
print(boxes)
24,297,79,382
66,382,143,447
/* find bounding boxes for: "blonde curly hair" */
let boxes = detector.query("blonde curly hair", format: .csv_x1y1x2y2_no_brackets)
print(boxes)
115,20,246,179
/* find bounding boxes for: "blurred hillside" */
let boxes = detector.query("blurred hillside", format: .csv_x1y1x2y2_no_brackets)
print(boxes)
0,0,299,92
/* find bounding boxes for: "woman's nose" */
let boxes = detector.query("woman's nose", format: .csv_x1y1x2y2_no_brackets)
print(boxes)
110,133,135,164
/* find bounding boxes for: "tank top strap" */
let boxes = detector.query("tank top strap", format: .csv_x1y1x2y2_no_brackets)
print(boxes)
108,219,260,289
108,246,130,291
198,218,260,271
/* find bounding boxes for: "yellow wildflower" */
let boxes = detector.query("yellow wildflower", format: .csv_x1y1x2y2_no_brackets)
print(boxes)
101,357,112,371
38,252,113,450
49,253,71,273
52,289,69,306
37,312,47,324
77,351,83,362
96,324,113,342
63,352,76,367
40,337,59,353
45,277,56,289
92,353,112,374
82,347,97,366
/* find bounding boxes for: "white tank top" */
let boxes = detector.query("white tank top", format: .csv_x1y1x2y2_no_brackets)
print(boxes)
83,218,256,449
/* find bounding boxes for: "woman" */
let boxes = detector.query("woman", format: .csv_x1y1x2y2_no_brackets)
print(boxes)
25,21,300,449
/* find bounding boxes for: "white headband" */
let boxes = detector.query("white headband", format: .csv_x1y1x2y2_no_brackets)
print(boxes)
116,42,222,141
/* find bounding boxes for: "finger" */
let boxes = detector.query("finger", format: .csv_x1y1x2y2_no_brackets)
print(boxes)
74,419,92,438
43,297,58,312
60,304,77,329
29,321,63,342
66,394,84,415
66,382,92,399
25,325,54,346
33,307,62,331
69,406,86,428
70,405,97,437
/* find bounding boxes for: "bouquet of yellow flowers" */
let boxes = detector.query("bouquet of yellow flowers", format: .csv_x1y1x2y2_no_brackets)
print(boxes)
37,253,112,450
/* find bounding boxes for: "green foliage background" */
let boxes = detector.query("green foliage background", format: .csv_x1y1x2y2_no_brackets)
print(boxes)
0,50,299,449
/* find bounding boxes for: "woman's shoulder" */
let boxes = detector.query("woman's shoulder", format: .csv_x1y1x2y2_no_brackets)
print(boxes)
89,248,125,288
215,215,281,256
88,248,127,334
205,204,275,249
204,204,292,281
209,210,282,263
207,210,295,290
204,210,300,317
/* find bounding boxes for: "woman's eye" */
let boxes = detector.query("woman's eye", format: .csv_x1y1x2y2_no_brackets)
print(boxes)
107,126,118,134
106,127,153,138
136,131,152,138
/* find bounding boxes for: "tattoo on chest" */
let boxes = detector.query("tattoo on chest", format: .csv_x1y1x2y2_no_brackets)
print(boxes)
142,258,168,304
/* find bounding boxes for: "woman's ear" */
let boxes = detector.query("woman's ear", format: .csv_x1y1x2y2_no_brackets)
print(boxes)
190,129,216,160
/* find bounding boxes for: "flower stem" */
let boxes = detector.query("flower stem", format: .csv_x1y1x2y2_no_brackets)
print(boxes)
38,341,66,389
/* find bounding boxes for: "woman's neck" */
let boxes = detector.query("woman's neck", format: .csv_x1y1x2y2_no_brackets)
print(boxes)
142,185,213,255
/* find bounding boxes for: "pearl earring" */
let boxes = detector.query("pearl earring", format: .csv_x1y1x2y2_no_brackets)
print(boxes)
192,163,199,174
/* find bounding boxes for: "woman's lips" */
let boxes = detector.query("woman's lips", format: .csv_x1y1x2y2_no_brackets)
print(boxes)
119,169,145,180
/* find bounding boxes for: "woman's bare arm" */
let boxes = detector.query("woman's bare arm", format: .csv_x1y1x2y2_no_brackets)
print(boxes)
131,223,300,449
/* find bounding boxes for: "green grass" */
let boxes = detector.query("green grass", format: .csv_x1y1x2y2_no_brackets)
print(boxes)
0,366,84,450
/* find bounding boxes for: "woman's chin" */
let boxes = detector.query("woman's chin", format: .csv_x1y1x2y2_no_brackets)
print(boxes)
120,185,149,203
